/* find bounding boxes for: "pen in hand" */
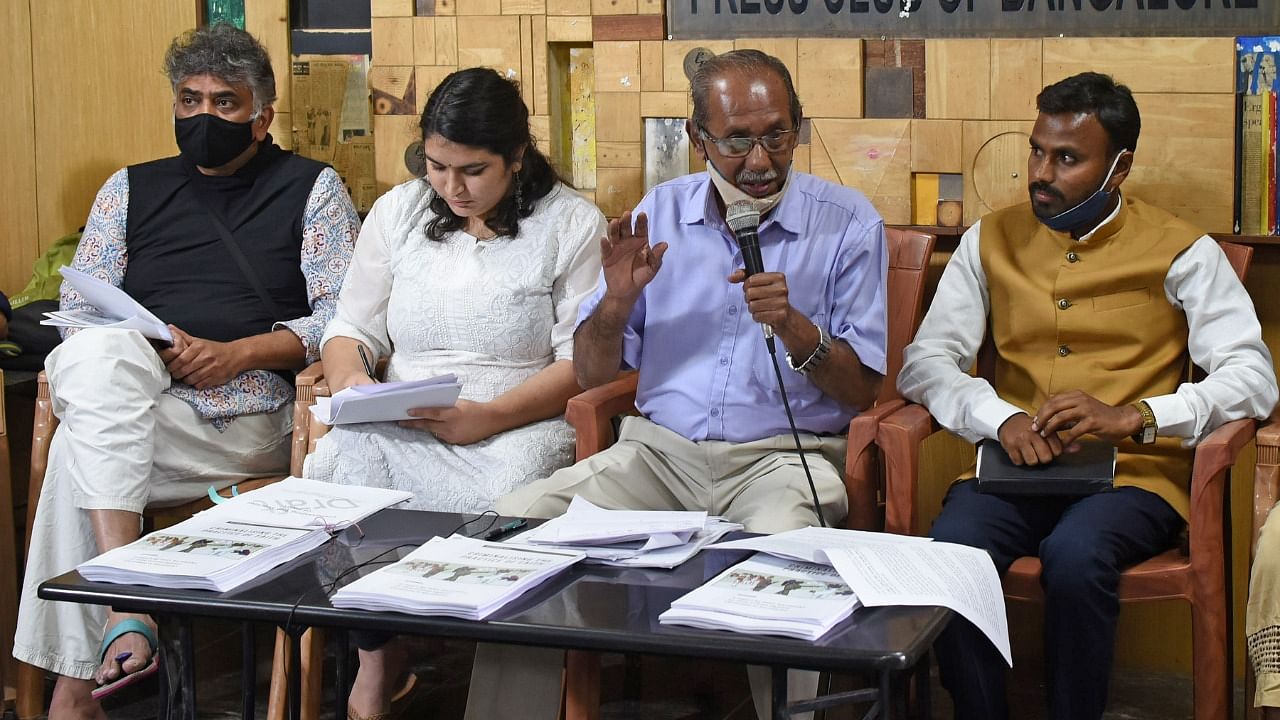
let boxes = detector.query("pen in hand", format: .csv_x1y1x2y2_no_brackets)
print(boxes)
483,519,528,541
357,345,380,383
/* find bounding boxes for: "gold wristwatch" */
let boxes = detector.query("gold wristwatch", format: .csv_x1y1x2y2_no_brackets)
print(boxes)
1132,400,1157,445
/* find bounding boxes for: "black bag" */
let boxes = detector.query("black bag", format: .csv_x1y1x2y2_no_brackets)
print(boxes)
0,299,63,371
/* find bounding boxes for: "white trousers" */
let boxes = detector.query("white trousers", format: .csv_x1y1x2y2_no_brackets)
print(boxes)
13,329,291,679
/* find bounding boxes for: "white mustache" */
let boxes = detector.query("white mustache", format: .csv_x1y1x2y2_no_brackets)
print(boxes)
736,170,778,184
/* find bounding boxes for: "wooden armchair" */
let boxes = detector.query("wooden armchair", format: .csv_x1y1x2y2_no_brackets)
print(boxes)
875,240,1256,720
559,227,937,720
0,370,16,714
1250,415,1280,719
13,363,323,720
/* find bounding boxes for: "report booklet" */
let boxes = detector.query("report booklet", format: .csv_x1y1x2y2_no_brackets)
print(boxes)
330,535,585,619
309,375,463,424
976,439,1116,496
40,266,173,343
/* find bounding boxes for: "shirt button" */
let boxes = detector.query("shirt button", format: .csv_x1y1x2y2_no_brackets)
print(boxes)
719,357,728,366
728,306,738,315
1066,251,1080,263
1057,298,1072,310
710,408,720,417
1058,345,1071,357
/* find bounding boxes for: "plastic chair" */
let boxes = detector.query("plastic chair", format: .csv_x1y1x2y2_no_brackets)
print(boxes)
1249,414,1280,720
559,227,937,720
876,239,1256,720
0,371,17,714
13,363,323,719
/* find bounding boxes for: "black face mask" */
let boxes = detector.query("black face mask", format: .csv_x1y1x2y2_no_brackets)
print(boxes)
174,113,257,168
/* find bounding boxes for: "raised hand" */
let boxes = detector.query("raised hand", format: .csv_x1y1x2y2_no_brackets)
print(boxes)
600,211,667,304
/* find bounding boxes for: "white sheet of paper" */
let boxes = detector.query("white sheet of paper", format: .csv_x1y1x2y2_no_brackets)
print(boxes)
825,541,1011,666
310,376,462,424
708,525,932,565
523,496,706,545
50,266,172,343
200,476,412,530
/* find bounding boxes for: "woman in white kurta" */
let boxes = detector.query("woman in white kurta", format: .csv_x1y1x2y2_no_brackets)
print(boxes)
309,68,605,720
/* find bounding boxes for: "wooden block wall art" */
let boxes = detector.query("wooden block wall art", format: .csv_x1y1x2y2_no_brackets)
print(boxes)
641,91,686,118
456,16,522,79
435,17,458,64
245,1,292,114
412,17,437,65
274,112,292,150
374,114,424,193
925,39,991,120
415,66,456,112
595,91,642,142
372,17,416,67
797,39,862,119
372,0,414,16
547,0,592,14
529,114,552,152
910,119,962,173
962,120,1035,226
1043,37,1233,94
371,66,417,115
456,0,502,14
520,16,535,110
598,140,642,167
640,41,663,91
569,46,598,189
637,0,662,14
546,16,592,42
806,123,841,187
1126,93,1234,232
791,142,810,175
595,40,641,91
912,172,939,225
662,41,734,94
503,0,546,14
812,119,911,224
593,16,664,41
532,16,548,114
644,118,689,190
864,67,913,119
597,167,644,216
990,39,1041,121
734,38,799,81
592,0,638,17
864,39,925,119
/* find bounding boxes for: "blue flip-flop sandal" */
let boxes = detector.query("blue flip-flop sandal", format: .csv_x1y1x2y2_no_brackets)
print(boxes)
91,618,160,701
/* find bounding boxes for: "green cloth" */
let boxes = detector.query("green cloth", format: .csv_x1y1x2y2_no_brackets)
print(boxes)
9,231,81,309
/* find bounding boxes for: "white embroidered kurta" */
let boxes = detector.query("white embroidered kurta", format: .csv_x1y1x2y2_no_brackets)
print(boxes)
305,178,605,513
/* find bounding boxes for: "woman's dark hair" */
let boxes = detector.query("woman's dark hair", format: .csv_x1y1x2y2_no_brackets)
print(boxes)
419,68,558,241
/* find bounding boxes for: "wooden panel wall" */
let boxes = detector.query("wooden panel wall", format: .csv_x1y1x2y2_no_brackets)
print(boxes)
0,1,38,295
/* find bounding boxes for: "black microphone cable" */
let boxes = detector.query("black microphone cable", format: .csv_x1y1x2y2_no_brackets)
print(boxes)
725,201,828,528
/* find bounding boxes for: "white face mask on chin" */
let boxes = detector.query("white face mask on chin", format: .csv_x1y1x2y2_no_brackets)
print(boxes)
707,157,794,217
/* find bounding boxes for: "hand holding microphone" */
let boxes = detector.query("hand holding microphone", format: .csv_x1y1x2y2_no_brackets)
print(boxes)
726,201,787,348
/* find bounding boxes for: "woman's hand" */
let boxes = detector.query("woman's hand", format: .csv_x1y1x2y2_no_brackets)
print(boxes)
399,399,500,445
328,372,377,396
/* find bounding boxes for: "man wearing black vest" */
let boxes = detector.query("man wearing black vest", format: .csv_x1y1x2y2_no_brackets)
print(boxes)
13,25,358,718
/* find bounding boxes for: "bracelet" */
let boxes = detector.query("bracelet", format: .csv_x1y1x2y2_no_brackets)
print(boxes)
786,323,831,376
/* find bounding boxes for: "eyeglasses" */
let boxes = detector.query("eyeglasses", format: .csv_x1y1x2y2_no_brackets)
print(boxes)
697,125,799,158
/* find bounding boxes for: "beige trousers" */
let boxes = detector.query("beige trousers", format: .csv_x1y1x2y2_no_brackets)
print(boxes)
489,415,849,719
1249,504,1280,707
13,329,291,679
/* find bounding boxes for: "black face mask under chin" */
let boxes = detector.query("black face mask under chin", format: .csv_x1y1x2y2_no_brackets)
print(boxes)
174,113,257,169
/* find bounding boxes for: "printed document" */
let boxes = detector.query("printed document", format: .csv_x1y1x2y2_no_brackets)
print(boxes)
709,525,932,564
200,476,412,530
41,266,173,343
310,375,463,424
523,496,706,546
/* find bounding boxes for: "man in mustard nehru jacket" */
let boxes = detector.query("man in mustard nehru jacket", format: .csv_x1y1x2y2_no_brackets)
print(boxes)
898,71,1277,720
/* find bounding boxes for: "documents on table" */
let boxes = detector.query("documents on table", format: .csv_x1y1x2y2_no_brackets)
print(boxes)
40,266,173,343
309,375,463,424
659,553,860,641
708,525,932,564
77,477,410,592
330,535,585,619
513,497,742,568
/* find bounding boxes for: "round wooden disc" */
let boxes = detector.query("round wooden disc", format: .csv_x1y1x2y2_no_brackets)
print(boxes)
972,131,1031,215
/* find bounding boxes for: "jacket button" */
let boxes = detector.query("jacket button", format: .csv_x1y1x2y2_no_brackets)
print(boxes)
1058,345,1071,357
1057,298,1072,310
1066,251,1080,263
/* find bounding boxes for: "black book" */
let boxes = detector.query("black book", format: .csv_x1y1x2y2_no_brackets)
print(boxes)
975,440,1117,496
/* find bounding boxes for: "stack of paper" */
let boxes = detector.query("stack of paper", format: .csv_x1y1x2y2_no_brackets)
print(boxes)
659,553,860,640
309,375,463,424
41,266,173,343
515,497,742,568
78,477,412,592
330,535,585,619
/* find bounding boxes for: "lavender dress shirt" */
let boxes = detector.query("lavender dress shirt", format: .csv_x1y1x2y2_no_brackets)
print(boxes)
575,171,888,443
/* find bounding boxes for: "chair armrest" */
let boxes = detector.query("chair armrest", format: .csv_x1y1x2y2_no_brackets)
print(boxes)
1186,417,1256,566
842,399,905,531
565,372,639,461
1253,418,1280,560
295,361,324,394
290,362,326,478
878,402,939,536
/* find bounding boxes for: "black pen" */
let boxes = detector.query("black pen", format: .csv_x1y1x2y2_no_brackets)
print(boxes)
483,519,528,541
357,345,380,382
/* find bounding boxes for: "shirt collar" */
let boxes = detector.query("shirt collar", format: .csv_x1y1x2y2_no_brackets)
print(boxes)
679,171,804,237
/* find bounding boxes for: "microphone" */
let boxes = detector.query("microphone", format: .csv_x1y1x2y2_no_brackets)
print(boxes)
725,201,774,346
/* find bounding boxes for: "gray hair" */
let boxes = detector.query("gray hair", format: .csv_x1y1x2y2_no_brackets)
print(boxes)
689,49,803,131
164,24,276,113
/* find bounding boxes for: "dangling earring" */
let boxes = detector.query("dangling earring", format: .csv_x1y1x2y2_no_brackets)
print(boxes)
513,169,524,213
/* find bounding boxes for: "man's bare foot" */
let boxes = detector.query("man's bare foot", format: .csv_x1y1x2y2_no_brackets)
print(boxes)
49,676,108,720
348,640,411,719
94,611,157,686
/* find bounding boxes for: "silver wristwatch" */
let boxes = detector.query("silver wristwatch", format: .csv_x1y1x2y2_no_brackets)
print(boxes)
786,324,832,376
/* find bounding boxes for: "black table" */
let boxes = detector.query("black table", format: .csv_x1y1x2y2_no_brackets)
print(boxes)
40,509,950,720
